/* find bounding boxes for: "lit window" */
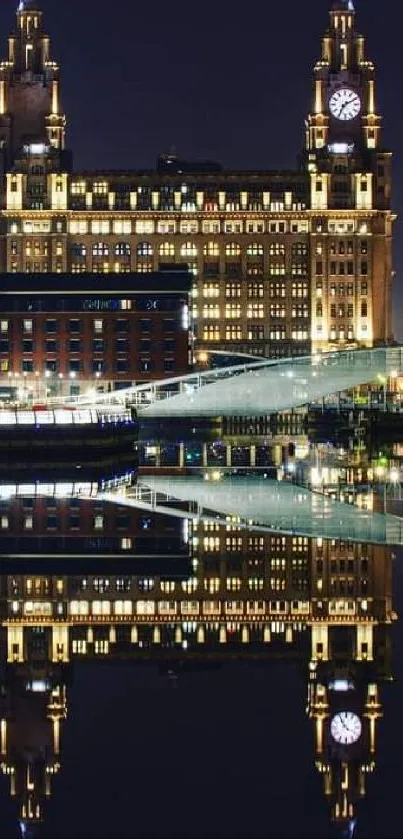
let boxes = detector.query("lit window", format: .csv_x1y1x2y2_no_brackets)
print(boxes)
203,283,219,299
180,242,198,258
225,242,241,257
113,220,132,235
71,181,86,195
93,181,108,195
135,220,154,234
203,242,220,257
159,242,175,258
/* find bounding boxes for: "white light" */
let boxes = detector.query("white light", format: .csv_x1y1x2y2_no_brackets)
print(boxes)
28,680,48,693
390,469,400,483
329,679,351,692
182,304,189,330
327,142,354,154
69,371,76,379
45,370,51,378
24,143,48,155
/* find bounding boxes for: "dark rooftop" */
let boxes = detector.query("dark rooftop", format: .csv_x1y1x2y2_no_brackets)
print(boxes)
0,268,192,296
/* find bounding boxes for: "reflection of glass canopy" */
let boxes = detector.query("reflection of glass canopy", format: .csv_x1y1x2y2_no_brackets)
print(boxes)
2,471,403,546
126,476,403,546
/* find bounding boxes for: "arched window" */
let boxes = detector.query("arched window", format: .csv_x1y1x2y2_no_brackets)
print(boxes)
247,243,264,257
115,242,131,257
137,242,153,257
269,242,285,256
71,243,86,258
203,242,220,257
180,242,198,258
159,242,175,258
92,242,109,257
136,242,154,272
225,243,241,257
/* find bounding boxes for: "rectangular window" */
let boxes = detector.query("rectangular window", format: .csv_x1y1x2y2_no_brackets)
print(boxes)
91,220,110,235
225,283,241,299
247,303,264,319
247,283,264,299
135,220,154,234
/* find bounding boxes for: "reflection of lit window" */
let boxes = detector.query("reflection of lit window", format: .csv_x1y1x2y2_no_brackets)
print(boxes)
226,577,242,592
181,578,198,594
1,516,9,529
93,516,104,530
24,516,33,530
160,581,175,593
138,578,155,593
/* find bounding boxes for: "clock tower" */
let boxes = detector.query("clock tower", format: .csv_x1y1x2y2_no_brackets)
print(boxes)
305,0,394,352
306,0,383,156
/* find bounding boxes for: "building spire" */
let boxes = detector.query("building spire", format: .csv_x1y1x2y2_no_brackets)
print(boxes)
332,0,355,10
17,1,41,11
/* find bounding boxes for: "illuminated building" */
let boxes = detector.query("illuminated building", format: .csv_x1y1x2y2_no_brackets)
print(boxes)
0,1,394,397
0,481,396,833
0,267,192,395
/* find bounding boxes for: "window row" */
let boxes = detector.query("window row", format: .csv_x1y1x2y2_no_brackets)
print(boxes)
197,304,309,319
0,359,177,374
0,319,175,335
68,219,309,234
202,326,309,341
69,241,307,258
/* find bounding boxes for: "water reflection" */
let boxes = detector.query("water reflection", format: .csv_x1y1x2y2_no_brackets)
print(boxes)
0,425,401,838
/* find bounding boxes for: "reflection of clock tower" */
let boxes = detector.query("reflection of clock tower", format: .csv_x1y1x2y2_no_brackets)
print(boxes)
307,620,392,836
306,0,394,352
0,627,68,838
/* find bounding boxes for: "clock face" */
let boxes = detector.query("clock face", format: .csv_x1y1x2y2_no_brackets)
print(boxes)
329,88,361,121
330,711,362,745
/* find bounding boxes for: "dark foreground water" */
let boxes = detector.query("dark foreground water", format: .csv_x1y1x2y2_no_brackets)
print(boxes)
0,423,402,839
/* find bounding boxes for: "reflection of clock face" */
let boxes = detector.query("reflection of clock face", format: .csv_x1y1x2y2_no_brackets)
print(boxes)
329,88,361,121
331,712,362,745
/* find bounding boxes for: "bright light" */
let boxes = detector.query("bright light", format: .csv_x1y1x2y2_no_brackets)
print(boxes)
327,142,354,154
28,680,48,693
329,679,351,692
182,304,189,329
24,143,48,155
69,371,76,379
390,469,400,483
45,370,51,379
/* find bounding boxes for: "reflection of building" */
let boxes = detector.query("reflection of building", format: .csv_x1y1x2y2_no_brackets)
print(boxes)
0,496,396,833
0,2,394,378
